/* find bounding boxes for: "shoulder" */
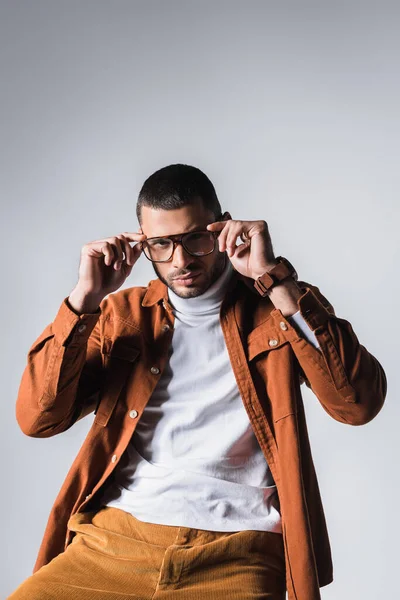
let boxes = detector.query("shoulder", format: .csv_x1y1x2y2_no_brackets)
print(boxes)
98,278,159,325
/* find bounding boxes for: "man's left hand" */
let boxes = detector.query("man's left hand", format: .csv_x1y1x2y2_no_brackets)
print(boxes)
206,219,278,280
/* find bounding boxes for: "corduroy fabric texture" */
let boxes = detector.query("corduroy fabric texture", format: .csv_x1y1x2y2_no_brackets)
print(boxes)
9,506,287,599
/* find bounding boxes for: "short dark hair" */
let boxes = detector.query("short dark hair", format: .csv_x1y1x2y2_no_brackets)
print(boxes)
136,163,222,225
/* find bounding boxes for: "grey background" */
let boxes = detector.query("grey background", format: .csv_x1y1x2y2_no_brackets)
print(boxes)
1,1,398,597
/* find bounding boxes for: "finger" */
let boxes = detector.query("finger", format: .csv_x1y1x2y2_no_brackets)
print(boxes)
235,242,249,258
120,257,134,275
111,237,124,270
121,241,143,272
206,221,227,231
120,231,147,242
117,234,134,266
100,241,114,266
217,221,231,253
130,240,144,263
226,224,243,257
123,234,146,265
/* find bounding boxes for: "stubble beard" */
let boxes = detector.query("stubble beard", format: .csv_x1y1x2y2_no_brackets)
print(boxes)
152,252,227,299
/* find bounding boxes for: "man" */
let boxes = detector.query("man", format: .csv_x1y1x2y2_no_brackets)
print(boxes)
11,164,387,600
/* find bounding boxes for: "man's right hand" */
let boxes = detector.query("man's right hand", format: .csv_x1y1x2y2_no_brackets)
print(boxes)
68,232,147,314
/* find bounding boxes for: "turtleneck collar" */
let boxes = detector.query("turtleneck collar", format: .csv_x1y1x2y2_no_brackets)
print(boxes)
167,257,234,316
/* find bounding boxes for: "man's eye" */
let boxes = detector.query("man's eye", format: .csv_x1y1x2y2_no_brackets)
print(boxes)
151,240,170,247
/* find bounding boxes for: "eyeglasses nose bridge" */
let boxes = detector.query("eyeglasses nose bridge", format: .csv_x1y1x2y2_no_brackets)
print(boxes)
171,236,190,259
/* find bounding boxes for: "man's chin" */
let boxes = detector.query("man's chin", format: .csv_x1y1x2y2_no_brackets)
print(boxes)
169,280,206,298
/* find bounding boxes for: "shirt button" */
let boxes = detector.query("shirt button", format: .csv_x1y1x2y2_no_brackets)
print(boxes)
150,366,160,375
279,322,288,330
77,324,87,332
111,454,118,463
269,339,278,346
129,409,138,419
162,324,170,332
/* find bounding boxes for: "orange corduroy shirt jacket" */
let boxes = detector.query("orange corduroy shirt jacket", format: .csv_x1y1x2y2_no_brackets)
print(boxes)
15,269,387,600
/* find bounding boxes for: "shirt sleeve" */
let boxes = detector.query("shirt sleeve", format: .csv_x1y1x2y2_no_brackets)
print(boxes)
286,310,321,350
15,296,104,438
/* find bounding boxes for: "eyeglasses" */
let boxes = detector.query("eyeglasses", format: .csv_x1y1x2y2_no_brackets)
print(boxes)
141,229,219,263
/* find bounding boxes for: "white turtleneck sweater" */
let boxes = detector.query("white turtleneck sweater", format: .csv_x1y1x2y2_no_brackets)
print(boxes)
98,260,320,532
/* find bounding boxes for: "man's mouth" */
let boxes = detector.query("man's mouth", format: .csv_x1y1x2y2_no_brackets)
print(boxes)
173,272,201,284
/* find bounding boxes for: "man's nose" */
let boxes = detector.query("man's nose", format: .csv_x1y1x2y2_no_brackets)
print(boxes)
171,242,194,269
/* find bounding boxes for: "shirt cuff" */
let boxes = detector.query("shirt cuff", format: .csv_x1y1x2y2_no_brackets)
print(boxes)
287,310,321,349
52,297,102,346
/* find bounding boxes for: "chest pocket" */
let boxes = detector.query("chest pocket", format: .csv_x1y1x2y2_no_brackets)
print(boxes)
247,320,290,361
247,322,298,422
94,337,140,427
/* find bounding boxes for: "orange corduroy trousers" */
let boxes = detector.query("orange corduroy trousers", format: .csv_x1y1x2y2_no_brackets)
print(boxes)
8,506,287,599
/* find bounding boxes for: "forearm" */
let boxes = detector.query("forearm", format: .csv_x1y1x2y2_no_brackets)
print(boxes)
68,286,103,315
283,281,387,425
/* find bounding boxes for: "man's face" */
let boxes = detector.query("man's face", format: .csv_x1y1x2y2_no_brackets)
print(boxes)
140,203,230,298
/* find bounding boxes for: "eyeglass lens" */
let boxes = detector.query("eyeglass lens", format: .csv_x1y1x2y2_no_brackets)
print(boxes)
144,231,215,262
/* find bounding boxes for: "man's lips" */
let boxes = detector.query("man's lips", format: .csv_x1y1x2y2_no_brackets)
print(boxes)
173,272,201,281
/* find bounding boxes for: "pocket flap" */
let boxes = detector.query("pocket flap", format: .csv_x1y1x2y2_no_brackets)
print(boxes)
247,328,288,361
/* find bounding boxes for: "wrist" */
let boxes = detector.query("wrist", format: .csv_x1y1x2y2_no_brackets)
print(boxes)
267,277,304,317
68,287,103,315
252,261,279,281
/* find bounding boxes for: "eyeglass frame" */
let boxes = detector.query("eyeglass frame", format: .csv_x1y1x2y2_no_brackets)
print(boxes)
141,228,221,263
